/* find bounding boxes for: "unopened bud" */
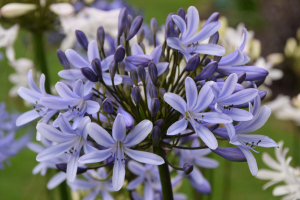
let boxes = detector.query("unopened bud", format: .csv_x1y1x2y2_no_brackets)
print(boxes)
127,16,143,41
204,57,212,66
130,69,139,86
151,98,160,117
138,65,146,84
195,61,218,81
149,85,158,99
150,18,158,35
177,8,185,20
137,28,145,43
159,88,166,99
81,67,98,82
237,71,246,84
114,45,125,62
109,61,117,80
56,163,87,174
97,26,105,49
154,119,164,129
213,56,222,63
103,98,114,113
57,49,70,69
152,126,161,146
92,58,103,81
185,54,200,72
118,7,128,37
148,62,158,85
75,30,88,51
183,163,194,175
212,147,246,162
209,32,219,44
131,86,141,105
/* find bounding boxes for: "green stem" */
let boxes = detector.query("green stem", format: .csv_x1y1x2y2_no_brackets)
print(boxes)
155,147,174,200
32,32,51,94
59,179,69,200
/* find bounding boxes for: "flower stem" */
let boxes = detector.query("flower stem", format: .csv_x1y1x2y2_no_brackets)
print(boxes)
59,180,69,200
32,32,51,94
155,146,174,200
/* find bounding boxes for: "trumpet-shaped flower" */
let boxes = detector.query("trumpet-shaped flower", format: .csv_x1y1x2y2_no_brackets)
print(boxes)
16,70,58,127
167,6,225,61
209,73,258,121
69,168,114,200
215,95,278,175
164,77,232,149
79,114,164,191
36,115,94,182
58,40,122,85
40,79,99,127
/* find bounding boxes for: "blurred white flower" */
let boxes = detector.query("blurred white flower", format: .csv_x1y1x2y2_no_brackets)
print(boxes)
256,141,300,200
255,57,283,86
8,58,35,97
49,3,74,16
58,7,120,50
0,3,37,18
0,24,19,61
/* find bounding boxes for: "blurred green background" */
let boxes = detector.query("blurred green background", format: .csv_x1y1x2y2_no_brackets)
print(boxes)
1,0,300,199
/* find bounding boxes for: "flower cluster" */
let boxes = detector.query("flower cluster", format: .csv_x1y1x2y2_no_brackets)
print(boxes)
17,5,278,199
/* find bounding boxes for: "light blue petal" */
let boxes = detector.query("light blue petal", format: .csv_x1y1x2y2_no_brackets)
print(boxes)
193,122,218,149
209,82,221,98
164,93,187,114
192,44,225,56
58,69,86,80
86,100,100,114
18,87,43,104
193,112,232,124
87,122,115,147
65,49,89,69
150,45,162,64
102,73,123,86
112,158,125,191
218,48,244,66
222,107,253,121
172,15,187,37
127,176,144,190
36,140,75,162
193,83,214,112
185,77,198,110
126,55,152,67
217,66,268,81
39,74,47,96
55,82,77,99
36,123,75,143
131,43,144,55
182,6,199,40
27,70,40,93
124,147,164,165
219,73,238,99
47,171,67,190
112,114,126,142
156,62,169,76
123,120,153,147
87,40,100,63
75,116,91,138
239,28,247,51
128,161,145,175
67,153,80,182
78,148,112,164
40,97,79,110
166,37,181,50
167,118,188,135
194,157,219,168
73,79,84,98
16,109,40,126
217,88,258,106
238,134,278,148
238,146,258,176
101,55,114,71
57,114,76,135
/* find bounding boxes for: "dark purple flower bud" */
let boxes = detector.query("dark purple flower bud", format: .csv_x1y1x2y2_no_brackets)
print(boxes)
103,98,114,113
204,12,220,26
150,18,158,35
148,62,158,85
185,54,200,72
130,69,139,86
212,147,247,162
117,107,134,130
151,98,160,117
109,61,117,80
57,49,70,69
165,13,174,38
75,30,88,51
183,163,194,175
237,71,246,84
138,65,146,84
118,7,128,37
92,58,103,81
152,126,161,146
166,20,177,38
124,15,132,37
132,86,141,105
209,32,219,44
56,163,87,174
149,85,158,98
154,119,164,129
114,45,125,62
259,90,267,101
97,26,105,49
177,8,185,20
234,90,267,108
159,88,166,99
81,67,98,82
204,57,212,66
137,28,145,43
254,78,266,87
127,16,143,41
195,61,218,81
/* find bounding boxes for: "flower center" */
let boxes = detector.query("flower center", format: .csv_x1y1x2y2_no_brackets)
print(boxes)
64,136,84,155
68,99,87,117
33,101,48,117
